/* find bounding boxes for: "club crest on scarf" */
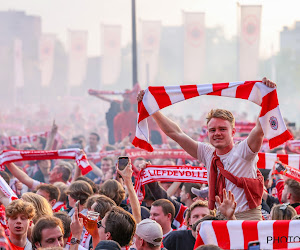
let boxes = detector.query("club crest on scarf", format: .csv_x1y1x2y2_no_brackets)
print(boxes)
269,116,278,130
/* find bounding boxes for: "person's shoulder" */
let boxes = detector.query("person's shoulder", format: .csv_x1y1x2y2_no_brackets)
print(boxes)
164,229,190,239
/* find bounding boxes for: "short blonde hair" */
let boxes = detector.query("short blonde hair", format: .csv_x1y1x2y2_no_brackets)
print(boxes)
206,109,235,128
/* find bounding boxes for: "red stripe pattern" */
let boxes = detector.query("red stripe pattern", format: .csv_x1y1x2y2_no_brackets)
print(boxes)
194,220,300,249
133,81,293,152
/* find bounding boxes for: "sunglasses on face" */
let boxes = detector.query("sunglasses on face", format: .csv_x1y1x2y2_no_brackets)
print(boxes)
97,220,105,229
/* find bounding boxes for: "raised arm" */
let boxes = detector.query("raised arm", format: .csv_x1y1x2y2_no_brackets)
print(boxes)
5,162,35,189
247,77,277,153
45,120,58,150
137,91,198,159
117,159,141,223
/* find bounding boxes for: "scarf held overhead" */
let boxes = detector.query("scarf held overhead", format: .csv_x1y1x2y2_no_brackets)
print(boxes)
0,149,92,175
134,165,208,202
133,81,293,152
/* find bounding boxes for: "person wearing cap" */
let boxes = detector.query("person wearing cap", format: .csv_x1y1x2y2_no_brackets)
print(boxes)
134,219,165,250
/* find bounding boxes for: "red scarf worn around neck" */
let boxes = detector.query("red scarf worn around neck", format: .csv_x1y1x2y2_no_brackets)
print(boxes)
208,151,264,210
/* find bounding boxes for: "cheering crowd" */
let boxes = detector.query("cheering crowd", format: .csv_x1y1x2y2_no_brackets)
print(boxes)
0,78,300,250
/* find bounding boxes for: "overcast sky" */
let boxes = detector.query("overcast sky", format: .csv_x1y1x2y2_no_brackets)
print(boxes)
1,0,299,58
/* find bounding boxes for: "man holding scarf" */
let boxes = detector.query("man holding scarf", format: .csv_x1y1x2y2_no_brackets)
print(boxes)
137,78,276,220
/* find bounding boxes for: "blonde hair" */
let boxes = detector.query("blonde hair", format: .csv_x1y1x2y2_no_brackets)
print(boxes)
22,192,53,223
185,200,215,228
271,204,297,220
206,109,235,128
6,199,35,220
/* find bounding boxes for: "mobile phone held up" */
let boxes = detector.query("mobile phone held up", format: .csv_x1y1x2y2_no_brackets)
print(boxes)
248,241,260,250
75,200,80,215
118,156,129,171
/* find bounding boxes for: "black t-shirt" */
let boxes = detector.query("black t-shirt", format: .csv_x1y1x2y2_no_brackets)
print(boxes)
163,230,195,250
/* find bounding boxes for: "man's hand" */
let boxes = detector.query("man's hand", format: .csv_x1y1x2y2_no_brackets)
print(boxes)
70,207,84,239
216,189,237,220
137,90,145,103
139,161,152,171
262,77,276,88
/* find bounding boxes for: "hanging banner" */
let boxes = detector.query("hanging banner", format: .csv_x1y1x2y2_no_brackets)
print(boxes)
183,12,205,83
68,30,88,87
239,5,262,80
39,34,55,87
101,24,122,86
14,39,24,88
140,20,161,87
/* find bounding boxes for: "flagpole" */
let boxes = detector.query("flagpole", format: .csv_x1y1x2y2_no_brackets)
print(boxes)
131,0,138,87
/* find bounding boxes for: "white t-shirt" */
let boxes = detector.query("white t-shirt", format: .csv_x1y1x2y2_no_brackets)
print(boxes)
197,139,258,213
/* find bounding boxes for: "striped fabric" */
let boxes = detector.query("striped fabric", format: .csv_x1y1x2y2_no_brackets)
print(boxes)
194,220,300,249
258,153,300,170
133,81,293,152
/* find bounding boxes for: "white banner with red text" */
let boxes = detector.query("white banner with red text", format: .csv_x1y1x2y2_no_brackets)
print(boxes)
134,165,208,202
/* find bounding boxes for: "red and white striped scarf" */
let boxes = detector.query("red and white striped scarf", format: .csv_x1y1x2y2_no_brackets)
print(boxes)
134,165,207,202
258,152,300,170
0,149,92,175
0,175,18,202
133,81,293,152
194,220,300,249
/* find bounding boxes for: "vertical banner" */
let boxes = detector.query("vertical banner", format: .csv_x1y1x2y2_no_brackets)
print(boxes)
101,24,122,86
39,34,55,87
140,20,161,88
183,12,205,83
68,30,88,87
239,5,262,80
14,39,24,88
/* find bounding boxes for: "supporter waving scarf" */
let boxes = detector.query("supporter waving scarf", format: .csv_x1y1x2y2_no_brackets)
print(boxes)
0,149,92,175
133,81,293,152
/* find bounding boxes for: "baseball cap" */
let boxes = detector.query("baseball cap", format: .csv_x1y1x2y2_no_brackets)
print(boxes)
191,187,209,199
135,219,163,246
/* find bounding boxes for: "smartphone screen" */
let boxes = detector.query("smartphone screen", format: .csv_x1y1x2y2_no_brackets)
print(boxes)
75,200,80,215
118,156,129,171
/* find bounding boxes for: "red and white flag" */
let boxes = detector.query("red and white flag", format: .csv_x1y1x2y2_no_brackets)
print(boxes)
183,11,205,83
239,5,262,80
39,34,55,87
68,30,88,87
140,20,161,87
258,152,300,170
194,220,300,249
101,24,122,86
14,39,24,88
133,81,293,152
